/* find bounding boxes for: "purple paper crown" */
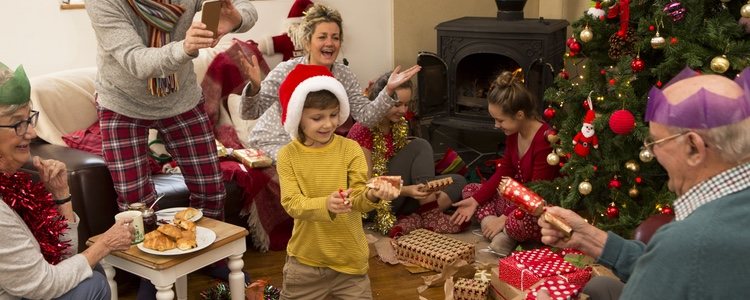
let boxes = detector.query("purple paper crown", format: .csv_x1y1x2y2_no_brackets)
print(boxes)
646,67,750,129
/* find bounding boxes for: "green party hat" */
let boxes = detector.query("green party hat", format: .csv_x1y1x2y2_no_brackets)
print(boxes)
0,62,31,105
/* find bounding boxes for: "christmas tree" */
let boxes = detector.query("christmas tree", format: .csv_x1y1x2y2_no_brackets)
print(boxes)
528,0,750,235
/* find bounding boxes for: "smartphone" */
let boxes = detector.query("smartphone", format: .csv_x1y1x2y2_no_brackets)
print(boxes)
201,0,221,38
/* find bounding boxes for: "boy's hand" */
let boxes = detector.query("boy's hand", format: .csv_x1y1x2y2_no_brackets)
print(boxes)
368,181,400,202
327,188,352,214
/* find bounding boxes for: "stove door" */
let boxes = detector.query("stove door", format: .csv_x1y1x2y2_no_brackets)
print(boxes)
416,51,449,119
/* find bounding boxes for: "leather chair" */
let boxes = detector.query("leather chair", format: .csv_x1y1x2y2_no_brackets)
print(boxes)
633,213,675,244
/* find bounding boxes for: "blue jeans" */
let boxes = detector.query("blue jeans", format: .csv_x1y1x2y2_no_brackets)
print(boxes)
54,265,110,300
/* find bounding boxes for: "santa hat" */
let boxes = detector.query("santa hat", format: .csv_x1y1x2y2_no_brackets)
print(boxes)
260,0,314,60
583,109,596,125
283,0,313,33
279,64,349,140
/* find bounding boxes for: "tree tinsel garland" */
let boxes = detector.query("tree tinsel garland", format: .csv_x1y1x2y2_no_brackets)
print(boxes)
370,117,408,235
0,172,70,264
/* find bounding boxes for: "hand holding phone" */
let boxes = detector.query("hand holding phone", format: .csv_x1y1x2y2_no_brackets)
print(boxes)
201,0,221,38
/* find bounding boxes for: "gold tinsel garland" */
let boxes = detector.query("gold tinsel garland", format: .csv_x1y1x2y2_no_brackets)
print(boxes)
370,118,408,235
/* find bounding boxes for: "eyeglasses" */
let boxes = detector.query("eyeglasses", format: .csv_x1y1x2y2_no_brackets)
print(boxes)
642,131,688,152
0,110,39,136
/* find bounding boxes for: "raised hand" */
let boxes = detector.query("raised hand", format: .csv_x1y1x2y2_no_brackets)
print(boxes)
385,65,422,96
227,40,262,95
216,0,243,38
449,197,479,225
32,156,69,199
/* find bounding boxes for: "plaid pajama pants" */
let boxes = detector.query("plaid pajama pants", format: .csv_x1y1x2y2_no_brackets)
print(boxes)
98,103,226,219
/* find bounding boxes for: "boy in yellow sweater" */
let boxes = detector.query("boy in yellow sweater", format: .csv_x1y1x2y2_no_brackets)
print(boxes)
275,64,400,299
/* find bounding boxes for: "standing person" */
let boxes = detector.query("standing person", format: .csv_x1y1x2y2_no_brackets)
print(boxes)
276,64,400,299
449,70,560,256
0,62,133,300
85,0,257,219
537,68,750,300
347,71,468,237
235,3,421,161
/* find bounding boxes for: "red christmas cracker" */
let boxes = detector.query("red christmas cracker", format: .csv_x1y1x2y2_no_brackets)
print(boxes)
497,176,545,216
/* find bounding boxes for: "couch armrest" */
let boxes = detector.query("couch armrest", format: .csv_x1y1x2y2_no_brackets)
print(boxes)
22,141,119,250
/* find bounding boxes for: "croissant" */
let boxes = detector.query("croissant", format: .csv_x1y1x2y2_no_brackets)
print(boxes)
174,207,200,221
143,235,176,251
157,224,183,240
144,230,166,241
176,237,197,250
174,219,197,232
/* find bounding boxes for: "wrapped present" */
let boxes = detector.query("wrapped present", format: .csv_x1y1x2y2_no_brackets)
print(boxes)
475,269,492,283
454,278,490,300
215,140,229,157
392,229,475,272
490,267,523,300
590,264,619,280
511,248,557,266
500,249,591,291
232,148,273,168
525,277,583,300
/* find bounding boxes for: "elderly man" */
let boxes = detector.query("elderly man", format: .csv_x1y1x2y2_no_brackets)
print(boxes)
538,68,750,300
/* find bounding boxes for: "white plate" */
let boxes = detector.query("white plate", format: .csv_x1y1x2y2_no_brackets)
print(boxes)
155,207,203,222
137,226,216,256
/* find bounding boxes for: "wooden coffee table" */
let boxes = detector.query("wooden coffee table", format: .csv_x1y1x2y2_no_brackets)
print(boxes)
87,217,248,300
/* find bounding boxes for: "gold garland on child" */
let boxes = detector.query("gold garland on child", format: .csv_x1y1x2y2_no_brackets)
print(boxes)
371,117,408,235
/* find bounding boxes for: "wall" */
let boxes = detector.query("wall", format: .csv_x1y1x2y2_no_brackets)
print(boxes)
0,0,392,87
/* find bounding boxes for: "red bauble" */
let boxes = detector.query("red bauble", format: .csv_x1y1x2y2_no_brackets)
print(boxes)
648,25,655,31
543,107,557,120
600,69,607,75
566,36,576,47
592,165,598,172
670,37,678,45
662,206,674,215
559,70,570,80
631,56,645,73
513,209,526,220
635,177,643,184
609,109,636,135
608,178,622,189
606,205,620,219
609,78,617,86
569,41,581,53
656,80,663,87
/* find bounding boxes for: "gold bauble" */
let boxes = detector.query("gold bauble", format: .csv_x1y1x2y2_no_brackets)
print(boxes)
625,160,640,172
650,32,666,49
710,55,730,74
547,152,560,166
547,134,560,143
639,148,654,162
578,181,593,195
629,187,640,198
556,148,566,156
742,3,750,18
580,27,593,43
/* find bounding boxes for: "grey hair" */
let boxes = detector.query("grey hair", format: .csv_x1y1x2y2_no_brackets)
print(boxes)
291,3,343,53
670,118,750,163
0,70,26,117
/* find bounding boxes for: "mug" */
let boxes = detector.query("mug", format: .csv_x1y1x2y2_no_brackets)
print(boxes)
115,210,145,244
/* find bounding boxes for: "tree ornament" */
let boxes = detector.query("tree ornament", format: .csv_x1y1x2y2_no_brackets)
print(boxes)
556,147,566,156
670,37,679,45
545,128,559,143
600,69,607,75
609,78,617,86
651,31,666,49
609,109,636,135
543,107,557,120
606,203,620,219
631,55,645,73
625,160,640,172
743,2,750,18
559,69,570,80
635,176,643,184
547,152,561,166
580,26,594,43
710,55,730,74
608,177,622,189
513,209,526,220
628,186,640,198
608,28,636,60
569,41,582,54
662,206,674,215
656,80,663,87
639,148,655,162
573,96,599,157
587,1,605,18
663,1,687,22
578,180,593,195
648,25,655,31
739,17,750,34
566,35,576,47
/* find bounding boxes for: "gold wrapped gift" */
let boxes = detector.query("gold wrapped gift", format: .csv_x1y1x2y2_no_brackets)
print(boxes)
232,148,273,168
454,278,489,300
392,229,475,272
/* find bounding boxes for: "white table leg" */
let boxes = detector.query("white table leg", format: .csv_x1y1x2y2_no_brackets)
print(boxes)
227,253,245,300
154,282,175,300
176,276,187,300
101,261,117,300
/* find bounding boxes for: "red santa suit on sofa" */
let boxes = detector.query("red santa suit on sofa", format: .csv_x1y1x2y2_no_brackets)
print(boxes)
258,0,314,61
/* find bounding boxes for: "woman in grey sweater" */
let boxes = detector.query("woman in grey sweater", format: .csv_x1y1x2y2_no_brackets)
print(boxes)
0,62,133,300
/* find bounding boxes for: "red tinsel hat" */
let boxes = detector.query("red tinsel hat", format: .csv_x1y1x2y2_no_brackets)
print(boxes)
279,64,349,140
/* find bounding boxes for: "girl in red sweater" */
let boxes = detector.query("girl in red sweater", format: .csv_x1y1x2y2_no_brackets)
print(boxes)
450,70,559,256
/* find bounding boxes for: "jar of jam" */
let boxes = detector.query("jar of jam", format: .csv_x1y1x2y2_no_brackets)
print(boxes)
142,208,157,233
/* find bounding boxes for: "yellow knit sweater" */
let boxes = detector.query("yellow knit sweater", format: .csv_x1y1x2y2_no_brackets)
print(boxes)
276,135,377,275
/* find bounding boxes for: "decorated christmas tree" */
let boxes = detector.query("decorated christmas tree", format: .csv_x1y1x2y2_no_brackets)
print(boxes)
528,0,750,234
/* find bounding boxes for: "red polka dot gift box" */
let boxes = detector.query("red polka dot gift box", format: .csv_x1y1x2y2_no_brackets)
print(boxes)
498,248,591,291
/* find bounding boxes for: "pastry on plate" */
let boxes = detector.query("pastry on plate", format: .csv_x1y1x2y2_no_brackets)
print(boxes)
157,224,183,240
174,207,200,221
143,235,176,252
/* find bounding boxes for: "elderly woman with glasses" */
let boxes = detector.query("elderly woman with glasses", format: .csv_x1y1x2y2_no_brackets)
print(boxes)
0,62,133,300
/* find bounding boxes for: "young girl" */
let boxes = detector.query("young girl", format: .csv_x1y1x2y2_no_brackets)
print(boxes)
450,69,560,256
276,64,400,300
347,71,468,237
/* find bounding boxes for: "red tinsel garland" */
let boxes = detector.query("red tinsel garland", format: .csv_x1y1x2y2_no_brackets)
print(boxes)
0,172,71,264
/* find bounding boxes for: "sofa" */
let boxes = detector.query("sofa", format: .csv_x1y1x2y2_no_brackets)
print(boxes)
21,44,276,250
